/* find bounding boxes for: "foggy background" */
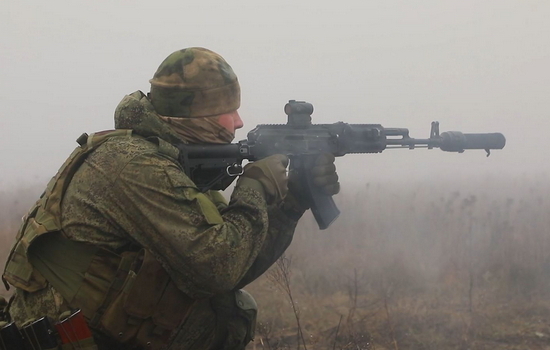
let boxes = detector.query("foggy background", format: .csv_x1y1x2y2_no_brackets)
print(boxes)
2,2,550,347
1,0,548,191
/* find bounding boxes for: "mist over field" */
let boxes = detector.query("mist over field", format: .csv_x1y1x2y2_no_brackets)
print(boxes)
1,0,549,348
1,0,549,188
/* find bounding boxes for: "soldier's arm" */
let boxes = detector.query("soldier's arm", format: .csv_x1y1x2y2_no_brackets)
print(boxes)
114,152,272,299
234,193,306,288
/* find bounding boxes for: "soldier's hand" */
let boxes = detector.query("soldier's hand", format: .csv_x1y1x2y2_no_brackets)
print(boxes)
237,154,289,204
310,153,340,196
288,153,340,209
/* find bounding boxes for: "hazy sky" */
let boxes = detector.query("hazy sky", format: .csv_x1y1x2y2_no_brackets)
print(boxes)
1,0,549,189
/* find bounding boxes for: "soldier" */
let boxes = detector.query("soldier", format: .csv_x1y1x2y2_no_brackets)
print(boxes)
2,47,339,349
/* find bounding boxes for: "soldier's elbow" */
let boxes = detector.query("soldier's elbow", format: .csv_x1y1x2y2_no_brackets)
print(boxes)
207,274,240,295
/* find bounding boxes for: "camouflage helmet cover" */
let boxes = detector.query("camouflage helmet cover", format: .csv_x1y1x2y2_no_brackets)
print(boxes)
149,47,241,118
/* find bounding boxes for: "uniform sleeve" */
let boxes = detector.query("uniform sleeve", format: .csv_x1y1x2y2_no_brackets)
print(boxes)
234,197,304,288
113,152,298,299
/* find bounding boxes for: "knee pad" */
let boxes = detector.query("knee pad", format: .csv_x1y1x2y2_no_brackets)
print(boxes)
210,289,258,350
234,289,257,342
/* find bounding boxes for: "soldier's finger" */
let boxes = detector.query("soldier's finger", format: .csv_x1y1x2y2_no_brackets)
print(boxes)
322,183,340,195
315,153,335,166
274,154,290,168
313,173,339,187
311,163,336,177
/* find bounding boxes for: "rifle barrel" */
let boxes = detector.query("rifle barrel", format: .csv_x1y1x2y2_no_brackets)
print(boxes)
385,132,506,152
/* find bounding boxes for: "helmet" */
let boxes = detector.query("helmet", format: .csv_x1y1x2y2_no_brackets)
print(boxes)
149,47,240,118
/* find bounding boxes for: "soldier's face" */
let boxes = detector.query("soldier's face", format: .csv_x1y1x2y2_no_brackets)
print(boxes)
217,110,244,134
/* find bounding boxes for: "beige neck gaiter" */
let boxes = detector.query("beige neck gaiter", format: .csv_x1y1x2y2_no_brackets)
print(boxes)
158,115,235,144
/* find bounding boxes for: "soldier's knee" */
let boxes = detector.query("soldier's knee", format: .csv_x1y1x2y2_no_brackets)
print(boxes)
234,289,257,342
211,289,257,350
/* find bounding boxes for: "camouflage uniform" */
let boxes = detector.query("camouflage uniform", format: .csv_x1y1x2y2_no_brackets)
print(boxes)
6,49,305,349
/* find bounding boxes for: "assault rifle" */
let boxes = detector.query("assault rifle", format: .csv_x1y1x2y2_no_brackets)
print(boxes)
177,100,506,229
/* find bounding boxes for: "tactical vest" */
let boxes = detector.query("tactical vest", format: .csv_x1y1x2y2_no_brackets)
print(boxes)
2,130,198,349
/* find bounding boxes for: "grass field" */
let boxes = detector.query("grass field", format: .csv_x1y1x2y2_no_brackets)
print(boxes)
1,176,549,349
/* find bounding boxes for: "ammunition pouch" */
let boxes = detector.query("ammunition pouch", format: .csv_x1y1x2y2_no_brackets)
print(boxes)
16,236,194,350
98,249,195,350
0,310,99,350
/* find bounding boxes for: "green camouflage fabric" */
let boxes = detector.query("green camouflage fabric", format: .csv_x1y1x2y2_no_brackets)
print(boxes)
8,91,304,349
149,47,241,118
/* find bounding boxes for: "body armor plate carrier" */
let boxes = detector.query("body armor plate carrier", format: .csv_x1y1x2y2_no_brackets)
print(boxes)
3,130,195,349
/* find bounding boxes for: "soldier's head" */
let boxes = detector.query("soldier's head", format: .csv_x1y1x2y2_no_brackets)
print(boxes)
149,48,243,142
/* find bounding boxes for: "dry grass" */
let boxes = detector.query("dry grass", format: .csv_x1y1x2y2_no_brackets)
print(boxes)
2,176,550,349
246,175,550,349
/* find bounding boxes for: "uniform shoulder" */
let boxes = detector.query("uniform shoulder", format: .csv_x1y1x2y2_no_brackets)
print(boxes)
101,135,178,162
84,135,180,183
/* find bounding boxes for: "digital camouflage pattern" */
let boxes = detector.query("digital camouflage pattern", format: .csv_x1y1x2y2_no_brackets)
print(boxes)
149,48,241,118
8,91,304,349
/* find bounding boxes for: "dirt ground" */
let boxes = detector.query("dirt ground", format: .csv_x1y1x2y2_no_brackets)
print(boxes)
246,275,550,350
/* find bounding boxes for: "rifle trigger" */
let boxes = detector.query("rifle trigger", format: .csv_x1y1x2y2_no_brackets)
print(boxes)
227,164,244,176
485,149,490,157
